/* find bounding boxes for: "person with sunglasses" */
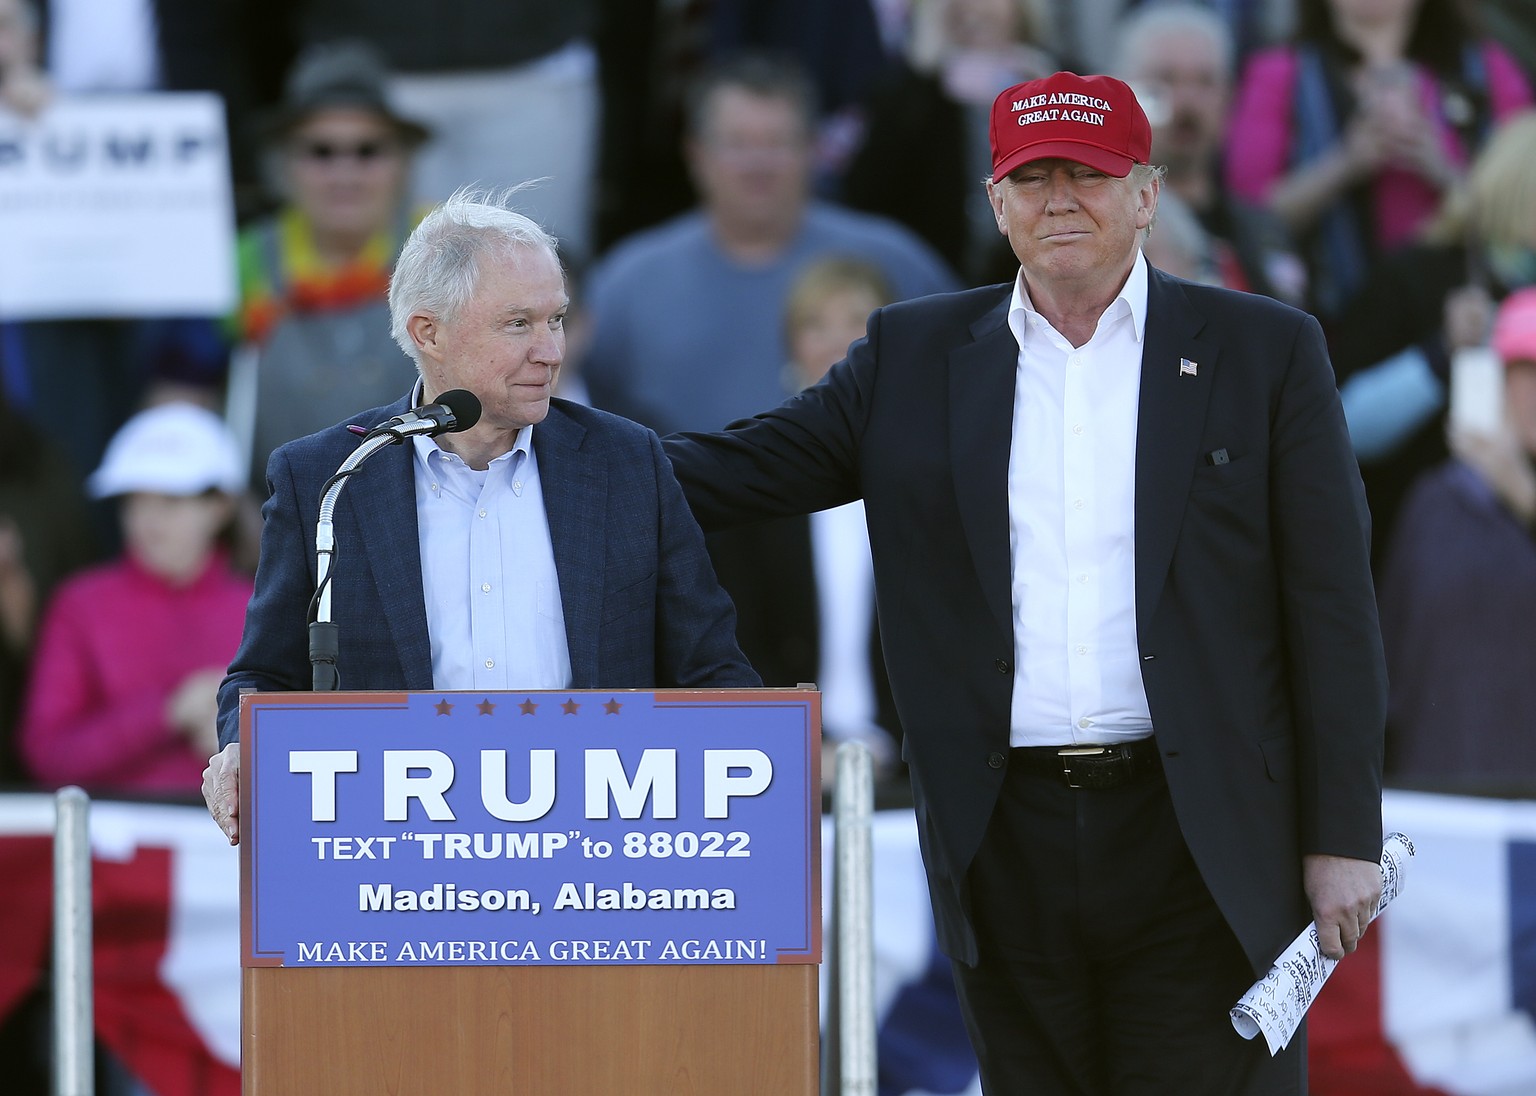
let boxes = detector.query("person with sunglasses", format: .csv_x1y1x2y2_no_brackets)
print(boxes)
228,40,432,490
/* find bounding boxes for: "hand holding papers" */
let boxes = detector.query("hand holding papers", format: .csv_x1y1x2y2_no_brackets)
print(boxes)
1231,832,1415,1054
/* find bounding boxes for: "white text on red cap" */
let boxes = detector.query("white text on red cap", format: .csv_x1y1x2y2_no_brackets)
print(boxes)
1013,93,1115,129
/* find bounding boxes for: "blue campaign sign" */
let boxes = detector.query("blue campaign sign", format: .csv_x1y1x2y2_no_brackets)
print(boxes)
241,689,820,968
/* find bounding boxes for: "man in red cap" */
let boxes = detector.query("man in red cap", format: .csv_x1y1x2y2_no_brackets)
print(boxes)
666,70,1385,1092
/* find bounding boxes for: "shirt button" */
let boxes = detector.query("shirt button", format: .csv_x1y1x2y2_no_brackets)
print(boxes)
1078,717,1092,729
1077,573,1088,584
484,659,495,669
1077,645,1088,655
481,583,491,593
1073,499,1085,510
987,752,1006,769
513,481,523,491
1072,424,1084,435
995,659,1011,674
478,509,488,518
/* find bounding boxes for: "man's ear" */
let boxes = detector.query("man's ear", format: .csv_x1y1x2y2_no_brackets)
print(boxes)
1137,175,1161,231
986,179,1007,235
407,313,439,360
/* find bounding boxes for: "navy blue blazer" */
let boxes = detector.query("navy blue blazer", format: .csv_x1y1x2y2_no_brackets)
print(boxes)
217,395,758,746
667,267,1388,974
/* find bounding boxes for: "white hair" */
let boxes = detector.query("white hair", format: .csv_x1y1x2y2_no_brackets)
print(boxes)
1130,162,1167,189
388,184,561,364
1115,1,1234,78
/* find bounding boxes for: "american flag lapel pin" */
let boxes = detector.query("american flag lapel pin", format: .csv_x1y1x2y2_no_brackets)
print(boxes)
1179,357,1198,378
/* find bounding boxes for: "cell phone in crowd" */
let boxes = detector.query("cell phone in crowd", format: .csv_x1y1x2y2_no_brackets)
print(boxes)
1449,345,1504,435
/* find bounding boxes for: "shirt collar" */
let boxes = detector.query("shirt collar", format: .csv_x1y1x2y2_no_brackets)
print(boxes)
405,379,533,470
1007,248,1150,346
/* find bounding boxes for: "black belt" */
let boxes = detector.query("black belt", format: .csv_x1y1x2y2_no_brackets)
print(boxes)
1010,739,1161,789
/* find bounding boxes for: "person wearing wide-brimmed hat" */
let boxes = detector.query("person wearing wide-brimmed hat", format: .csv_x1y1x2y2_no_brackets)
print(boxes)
227,40,431,489
291,0,599,262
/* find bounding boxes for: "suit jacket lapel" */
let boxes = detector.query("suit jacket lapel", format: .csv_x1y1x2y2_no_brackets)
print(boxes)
532,405,604,688
1135,269,1217,634
350,439,434,689
950,292,1017,637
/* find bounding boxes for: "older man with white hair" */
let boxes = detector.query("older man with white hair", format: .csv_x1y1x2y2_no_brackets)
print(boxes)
1115,1,1305,305
202,189,758,843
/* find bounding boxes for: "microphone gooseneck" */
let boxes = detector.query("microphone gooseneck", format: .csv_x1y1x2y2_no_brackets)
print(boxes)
308,391,481,690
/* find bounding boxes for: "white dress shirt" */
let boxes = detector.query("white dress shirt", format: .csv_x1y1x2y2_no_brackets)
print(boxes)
1006,251,1154,747
810,500,892,760
412,423,571,692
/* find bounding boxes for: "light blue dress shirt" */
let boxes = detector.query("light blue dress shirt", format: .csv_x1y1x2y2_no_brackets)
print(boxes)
411,423,571,691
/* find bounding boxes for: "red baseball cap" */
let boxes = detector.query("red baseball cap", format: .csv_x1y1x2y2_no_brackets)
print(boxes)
990,72,1152,180
1493,287,1536,364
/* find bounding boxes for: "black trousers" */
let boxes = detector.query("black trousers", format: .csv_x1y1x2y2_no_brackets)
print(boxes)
952,751,1304,1095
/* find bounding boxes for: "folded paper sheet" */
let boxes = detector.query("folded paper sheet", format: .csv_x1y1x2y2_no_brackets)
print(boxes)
1231,832,1415,1054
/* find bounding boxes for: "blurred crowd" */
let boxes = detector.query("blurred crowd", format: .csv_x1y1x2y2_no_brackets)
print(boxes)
0,0,1534,863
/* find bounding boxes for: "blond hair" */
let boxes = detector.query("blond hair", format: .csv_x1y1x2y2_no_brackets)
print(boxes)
783,257,893,344
1427,111,1536,248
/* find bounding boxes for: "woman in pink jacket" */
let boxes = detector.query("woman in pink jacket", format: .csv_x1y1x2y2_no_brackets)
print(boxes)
18,403,253,794
1225,0,1531,320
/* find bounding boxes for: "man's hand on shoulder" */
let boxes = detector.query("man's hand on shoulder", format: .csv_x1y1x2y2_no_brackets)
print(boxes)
202,741,241,846
1303,852,1381,960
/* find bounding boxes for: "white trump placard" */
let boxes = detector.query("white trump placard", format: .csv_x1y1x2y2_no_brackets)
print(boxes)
0,92,236,319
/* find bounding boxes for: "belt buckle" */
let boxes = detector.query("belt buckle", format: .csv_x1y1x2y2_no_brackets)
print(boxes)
1058,746,1116,790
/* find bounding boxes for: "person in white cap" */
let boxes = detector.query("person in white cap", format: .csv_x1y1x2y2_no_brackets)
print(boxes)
16,402,253,793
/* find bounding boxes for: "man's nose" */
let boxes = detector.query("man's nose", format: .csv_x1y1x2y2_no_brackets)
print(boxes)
531,329,563,365
1044,172,1079,209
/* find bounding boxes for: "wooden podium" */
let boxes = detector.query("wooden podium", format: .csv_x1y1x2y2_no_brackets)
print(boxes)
240,689,819,1095
243,964,816,1093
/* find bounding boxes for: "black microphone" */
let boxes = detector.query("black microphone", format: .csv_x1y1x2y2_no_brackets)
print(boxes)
366,389,482,439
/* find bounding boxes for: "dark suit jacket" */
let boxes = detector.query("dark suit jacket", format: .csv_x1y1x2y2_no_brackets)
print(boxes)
666,268,1388,974
217,395,757,745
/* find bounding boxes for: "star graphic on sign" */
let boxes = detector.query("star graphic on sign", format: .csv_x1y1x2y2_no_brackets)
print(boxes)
519,698,538,715
561,698,581,715
434,699,453,716
603,699,623,715
477,699,495,716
